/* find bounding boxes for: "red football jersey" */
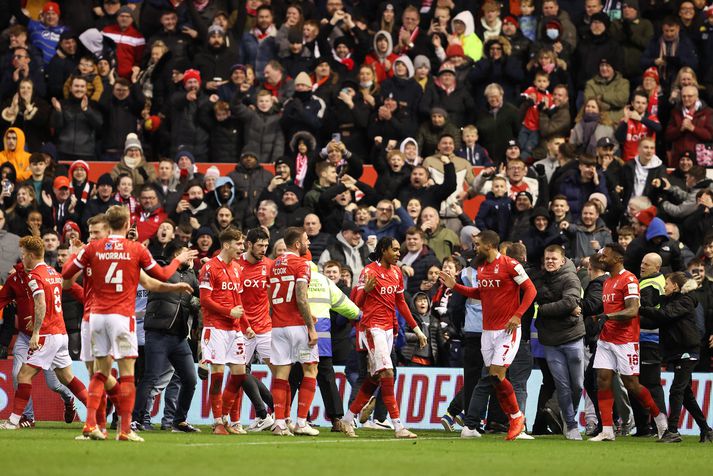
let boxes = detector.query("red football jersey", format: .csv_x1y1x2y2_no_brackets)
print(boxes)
199,255,243,331
71,235,156,317
269,252,311,328
27,263,66,335
477,253,531,331
600,269,640,344
237,254,273,334
67,249,95,323
0,264,34,336
357,261,404,330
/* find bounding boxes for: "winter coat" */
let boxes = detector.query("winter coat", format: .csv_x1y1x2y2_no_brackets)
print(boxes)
640,34,699,87
318,232,370,279
562,217,613,261
233,103,284,164
664,104,713,168
474,102,520,164
569,121,617,156
424,225,460,262
623,218,685,277
521,210,567,265
317,182,380,234
167,90,211,160
380,75,423,119
581,274,606,350
0,95,51,151
281,93,327,140
554,167,609,220
469,55,524,108
201,113,243,163
475,192,513,238
110,156,158,195
610,17,655,79
403,246,441,295
419,83,476,128
620,155,667,206
328,95,371,158
682,205,713,251
51,97,103,159
534,259,584,346
144,267,199,337
539,103,572,141
362,207,415,243
575,31,623,90
536,11,578,51
583,73,630,123
417,122,462,158
660,179,713,220
239,34,277,82
193,44,235,86
402,293,444,364
396,162,457,211
97,84,145,152
228,163,273,227
640,286,701,361
0,229,20,284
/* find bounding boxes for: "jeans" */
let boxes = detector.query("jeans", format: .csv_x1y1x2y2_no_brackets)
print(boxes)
13,333,73,419
161,372,182,427
132,332,197,426
668,358,710,433
517,126,539,162
543,338,585,430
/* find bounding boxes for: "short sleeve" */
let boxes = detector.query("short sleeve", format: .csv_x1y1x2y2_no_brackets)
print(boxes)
28,275,43,296
199,265,213,291
73,244,91,269
295,258,310,283
624,276,640,300
356,267,367,290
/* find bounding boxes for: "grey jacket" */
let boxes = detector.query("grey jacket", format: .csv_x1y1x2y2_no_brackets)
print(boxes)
0,229,20,284
563,217,613,262
662,179,713,220
534,259,585,346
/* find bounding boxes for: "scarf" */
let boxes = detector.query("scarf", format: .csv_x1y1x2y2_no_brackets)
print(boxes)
683,99,702,120
294,153,308,187
581,112,601,155
657,36,679,80
435,76,455,94
114,193,138,215
399,26,419,52
263,79,283,97
312,74,330,91
332,50,354,71
70,180,91,204
509,181,528,199
246,2,257,16
252,24,276,41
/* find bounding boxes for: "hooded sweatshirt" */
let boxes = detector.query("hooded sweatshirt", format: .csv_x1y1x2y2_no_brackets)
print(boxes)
633,154,663,197
0,128,31,181
213,176,236,207
364,30,398,83
452,11,483,62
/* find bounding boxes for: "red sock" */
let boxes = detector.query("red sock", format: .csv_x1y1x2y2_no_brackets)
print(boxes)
67,377,88,407
285,381,292,419
86,373,107,428
118,376,135,434
598,388,614,426
272,378,288,420
633,385,660,417
379,376,400,420
298,377,317,420
349,377,379,414
494,378,521,417
230,389,243,422
12,383,32,417
96,390,107,429
209,372,223,419
106,380,122,411
221,374,246,418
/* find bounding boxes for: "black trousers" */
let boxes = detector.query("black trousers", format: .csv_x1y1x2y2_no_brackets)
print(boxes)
289,357,344,421
447,333,483,416
668,358,711,433
631,343,666,435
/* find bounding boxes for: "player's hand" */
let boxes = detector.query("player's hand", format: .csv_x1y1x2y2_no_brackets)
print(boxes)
176,249,198,264
708,335,713,348
414,328,428,349
363,272,377,293
438,271,456,289
308,327,318,347
504,316,521,335
245,327,256,339
174,282,194,294
230,305,244,320
29,333,40,351
24,315,32,332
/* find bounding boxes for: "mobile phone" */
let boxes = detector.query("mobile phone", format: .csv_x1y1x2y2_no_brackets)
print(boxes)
182,193,190,201
332,133,341,142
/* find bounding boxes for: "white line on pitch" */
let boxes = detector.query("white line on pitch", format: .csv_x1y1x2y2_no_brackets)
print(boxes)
183,436,464,447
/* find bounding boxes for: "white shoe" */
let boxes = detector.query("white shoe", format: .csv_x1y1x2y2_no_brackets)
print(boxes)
589,428,616,441
394,428,417,439
0,420,18,430
272,425,293,436
293,424,320,436
359,396,376,424
516,431,535,440
362,419,393,430
248,414,275,432
117,430,145,442
227,422,248,435
565,428,582,440
460,426,482,438
654,413,668,439
338,419,358,438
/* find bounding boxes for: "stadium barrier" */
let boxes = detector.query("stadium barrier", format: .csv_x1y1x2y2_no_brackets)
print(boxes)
1,361,711,434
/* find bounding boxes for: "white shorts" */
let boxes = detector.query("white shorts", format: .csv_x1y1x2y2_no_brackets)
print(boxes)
80,320,93,362
201,327,246,365
593,340,640,376
481,328,521,368
26,334,72,371
360,327,394,376
270,326,319,366
90,313,138,360
245,331,272,363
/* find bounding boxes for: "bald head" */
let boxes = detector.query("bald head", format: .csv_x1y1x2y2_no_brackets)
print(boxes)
640,253,662,278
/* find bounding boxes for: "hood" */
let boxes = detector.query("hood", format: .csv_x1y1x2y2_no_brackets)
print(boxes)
681,279,698,294
2,128,28,162
79,28,106,57
400,137,418,154
529,207,551,226
289,131,317,154
373,30,394,59
394,55,414,78
645,217,668,241
336,229,365,250
452,11,475,36
214,176,236,205
411,291,432,314
636,154,663,170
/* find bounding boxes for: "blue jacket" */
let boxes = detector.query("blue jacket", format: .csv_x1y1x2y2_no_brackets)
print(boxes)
240,34,277,81
362,207,415,242
475,192,512,238
555,168,609,220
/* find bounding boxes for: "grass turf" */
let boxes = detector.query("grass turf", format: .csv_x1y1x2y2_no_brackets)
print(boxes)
1,423,712,476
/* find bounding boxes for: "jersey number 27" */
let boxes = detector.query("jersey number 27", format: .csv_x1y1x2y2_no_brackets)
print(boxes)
270,276,295,304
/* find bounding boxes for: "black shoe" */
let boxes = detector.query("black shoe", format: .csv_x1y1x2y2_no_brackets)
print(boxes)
64,397,77,424
543,407,564,435
131,421,144,432
484,421,508,434
0,345,8,359
198,364,209,381
700,429,713,443
172,422,200,433
657,430,682,443
160,424,172,431
142,422,156,431
110,414,118,430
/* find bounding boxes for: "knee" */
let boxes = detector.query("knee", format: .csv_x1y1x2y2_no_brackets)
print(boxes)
379,368,394,379
181,372,197,389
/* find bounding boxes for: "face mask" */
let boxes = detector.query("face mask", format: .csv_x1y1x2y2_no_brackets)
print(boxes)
360,80,373,89
189,197,203,208
546,29,559,40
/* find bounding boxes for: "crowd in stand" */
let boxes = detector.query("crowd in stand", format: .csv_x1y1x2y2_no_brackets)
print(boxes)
1,0,713,438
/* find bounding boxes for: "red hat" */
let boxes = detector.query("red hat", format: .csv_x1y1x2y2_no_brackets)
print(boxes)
42,2,60,15
62,221,81,242
53,175,70,189
445,44,465,59
635,206,657,226
144,115,162,132
642,66,659,83
503,16,519,28
68,160,90,177
182,69,201,87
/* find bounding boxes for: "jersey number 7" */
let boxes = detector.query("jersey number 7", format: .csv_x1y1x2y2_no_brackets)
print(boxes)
270,276,295,304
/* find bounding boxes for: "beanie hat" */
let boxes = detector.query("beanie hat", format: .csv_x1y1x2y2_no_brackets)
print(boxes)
62,221,81,242
294,71,313,88
635,206,657,226
175,149,196,164
642,66,659,83
287,27,303,44
124,133,143,153
445,44,465,59
413,55,431,71
42,2,60,15
430,106,448,117
182,69,201,87
438,62,456,76
589,192,608,211
117,5,133,16
591,12,611,28
69,160,90,178
208,24,225,36
97,173,114,187
503,16,519,28
545,19,562,31
205,166,220,180
196,226,214,239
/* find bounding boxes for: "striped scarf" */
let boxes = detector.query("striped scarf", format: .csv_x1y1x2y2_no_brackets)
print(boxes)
114,193,139,215
70,180,91,204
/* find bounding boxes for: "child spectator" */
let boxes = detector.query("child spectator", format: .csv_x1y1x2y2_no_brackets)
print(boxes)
518,0,538,41
617,225,635,249
518,70,552,162
233,89,285,163
456,125,492,166
475,175,512,238
202,100,243,163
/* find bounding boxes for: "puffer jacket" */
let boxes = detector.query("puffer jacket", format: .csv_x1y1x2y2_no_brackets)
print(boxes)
640,282,701,361
401,292,445,364
51,97,103,158
110,155,158,195
144,266,199,337
583,72,631,123
534,259,584,346
168,90,211,160
233,102,284,164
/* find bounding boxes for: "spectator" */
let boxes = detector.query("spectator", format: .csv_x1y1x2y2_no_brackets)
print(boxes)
194,26,235,92
168,69,210,161
391,7,434,62
170,181,213,231
418,207,460,262
569,98,617,156
518,70,552,162
621,137,666,205
0,208,20,283
1,79,51,152
304,213,331,262
372,148,411,200
401,226,441,295
40,175,79,232
624,216,686,276
82,173,118,225
641,16,699,90
522,207,566,265
538,0,578,52
97,78,145,161
610,0,655,79
554,154,609,220
319,221,369,280
471,157,544,206
664,85,713,168
240,5,278,81
13,1,67,66
110,133,157,194
396,157,456,211
134,185,167,243
380,55,422,121
681,190,713,252
584,57,630,123
560,200,613,261
281,72,326,140
233,89,284,164
0,127,31,182
364,30,397,83
538,85,572,152
51,76,103,161
102,6,145,80
475,175,513,238
0,46,46,101
362,199,414,243
469,37,524,107
474,83,520,164
45,31,79,100
615,90,661,161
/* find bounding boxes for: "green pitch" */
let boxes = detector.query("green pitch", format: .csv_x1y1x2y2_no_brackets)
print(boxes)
2,424,712,476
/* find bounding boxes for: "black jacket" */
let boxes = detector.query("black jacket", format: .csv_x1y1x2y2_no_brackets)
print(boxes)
144,267,199,337
640,289,700,361
581,273,606,350
533,259,584,346
396,161,457,211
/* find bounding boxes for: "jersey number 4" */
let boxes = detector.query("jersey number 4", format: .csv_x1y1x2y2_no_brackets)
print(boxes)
270,276,295,304
105,262,124,292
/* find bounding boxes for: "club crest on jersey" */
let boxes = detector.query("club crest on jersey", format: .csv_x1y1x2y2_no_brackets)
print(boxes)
105,242,113,250
494,264,499,274
261,266,266,276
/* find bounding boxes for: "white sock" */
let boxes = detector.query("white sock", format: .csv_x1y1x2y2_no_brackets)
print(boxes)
214,417,223,425
510,411,523,419
602,425,614,433
275,418,286,428
9,413,20,425
392,418,404,431
343,410,355,422
296,417,307,427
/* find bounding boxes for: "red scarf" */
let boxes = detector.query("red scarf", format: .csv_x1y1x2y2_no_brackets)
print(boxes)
114,193,138,214
509,182,528,199
252,25,276,41
399,26,419,52
70,180,91,204
263,79,282,97
312,74,330,91
294,153,308,187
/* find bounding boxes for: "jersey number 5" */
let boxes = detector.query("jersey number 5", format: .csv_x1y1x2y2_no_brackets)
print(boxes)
270,276,295,304
105,262,124,292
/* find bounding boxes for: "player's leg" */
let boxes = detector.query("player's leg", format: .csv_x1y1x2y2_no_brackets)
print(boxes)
116,357,139,439
292,361,318,435
270,327,296,434
223,363,247,433
11,334,35,424
618,342,666,438
340,330,381,436
0,364,40,429
486,329,524,440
